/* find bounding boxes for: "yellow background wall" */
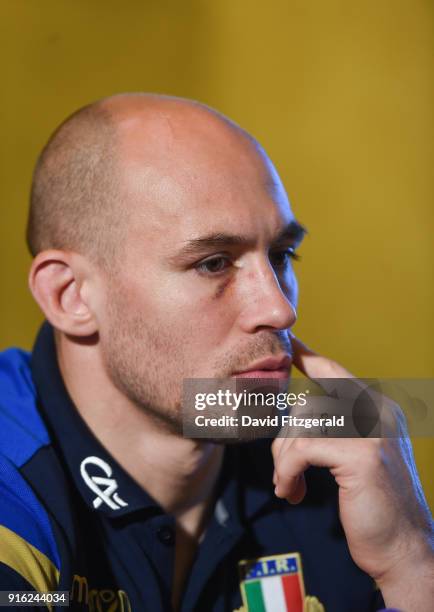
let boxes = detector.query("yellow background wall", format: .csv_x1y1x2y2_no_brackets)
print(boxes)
1,1,432,506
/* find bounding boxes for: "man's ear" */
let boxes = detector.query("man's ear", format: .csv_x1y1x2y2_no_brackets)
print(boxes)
29,250,98,336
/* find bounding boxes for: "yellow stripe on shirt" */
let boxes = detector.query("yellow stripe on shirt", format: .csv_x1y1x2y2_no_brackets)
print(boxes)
0,524,60,601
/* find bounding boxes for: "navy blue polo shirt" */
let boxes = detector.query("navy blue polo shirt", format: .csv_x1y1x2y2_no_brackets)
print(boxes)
0,322,385,611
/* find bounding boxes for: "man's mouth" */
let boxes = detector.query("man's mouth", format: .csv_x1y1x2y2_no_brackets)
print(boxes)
231,355,292,379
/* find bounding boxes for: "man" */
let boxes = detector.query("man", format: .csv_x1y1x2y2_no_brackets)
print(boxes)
0,93,432,612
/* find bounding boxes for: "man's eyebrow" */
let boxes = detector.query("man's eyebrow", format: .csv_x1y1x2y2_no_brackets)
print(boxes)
172,220,308,261
272,220,308,246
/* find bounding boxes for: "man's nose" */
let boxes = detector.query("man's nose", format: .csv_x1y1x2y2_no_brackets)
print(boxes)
238,266,297,333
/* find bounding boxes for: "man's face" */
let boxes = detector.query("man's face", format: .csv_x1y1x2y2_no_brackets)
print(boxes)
97,112,304,430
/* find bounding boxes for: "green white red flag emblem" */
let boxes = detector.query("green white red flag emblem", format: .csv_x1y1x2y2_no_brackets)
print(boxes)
239,552,306,612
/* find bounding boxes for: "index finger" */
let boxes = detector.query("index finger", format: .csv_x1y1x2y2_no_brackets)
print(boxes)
290,333,354,379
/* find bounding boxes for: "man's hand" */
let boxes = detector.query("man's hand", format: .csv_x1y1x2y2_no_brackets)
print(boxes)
272,335,434,611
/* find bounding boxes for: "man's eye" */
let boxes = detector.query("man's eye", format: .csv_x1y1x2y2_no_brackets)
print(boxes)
196,256,232,275
270,248,300,268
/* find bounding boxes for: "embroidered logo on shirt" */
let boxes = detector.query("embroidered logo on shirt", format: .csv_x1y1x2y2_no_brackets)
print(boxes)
237,552,325,612
80,456,128,510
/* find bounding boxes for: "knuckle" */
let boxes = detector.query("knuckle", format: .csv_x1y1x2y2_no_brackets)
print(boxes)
292,437,310,453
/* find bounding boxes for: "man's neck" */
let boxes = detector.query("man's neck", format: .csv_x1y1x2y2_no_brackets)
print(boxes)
56,334,224,518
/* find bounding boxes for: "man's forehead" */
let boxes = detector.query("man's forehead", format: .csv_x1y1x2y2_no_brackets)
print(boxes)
126,181,300,262
123,142,288,205
172,188,297,245
123,169,296,254
113,102,297,249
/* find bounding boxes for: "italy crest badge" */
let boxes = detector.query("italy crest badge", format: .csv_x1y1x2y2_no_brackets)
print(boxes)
238,552,324,612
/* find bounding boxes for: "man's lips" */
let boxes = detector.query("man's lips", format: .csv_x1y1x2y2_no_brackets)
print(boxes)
232,355,292,379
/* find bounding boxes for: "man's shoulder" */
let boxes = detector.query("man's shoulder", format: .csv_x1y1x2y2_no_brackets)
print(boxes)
0,348,61,592
0,347,50,467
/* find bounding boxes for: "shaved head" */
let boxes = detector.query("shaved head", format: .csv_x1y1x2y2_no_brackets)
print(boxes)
27,93,255,268
27,100,119,265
